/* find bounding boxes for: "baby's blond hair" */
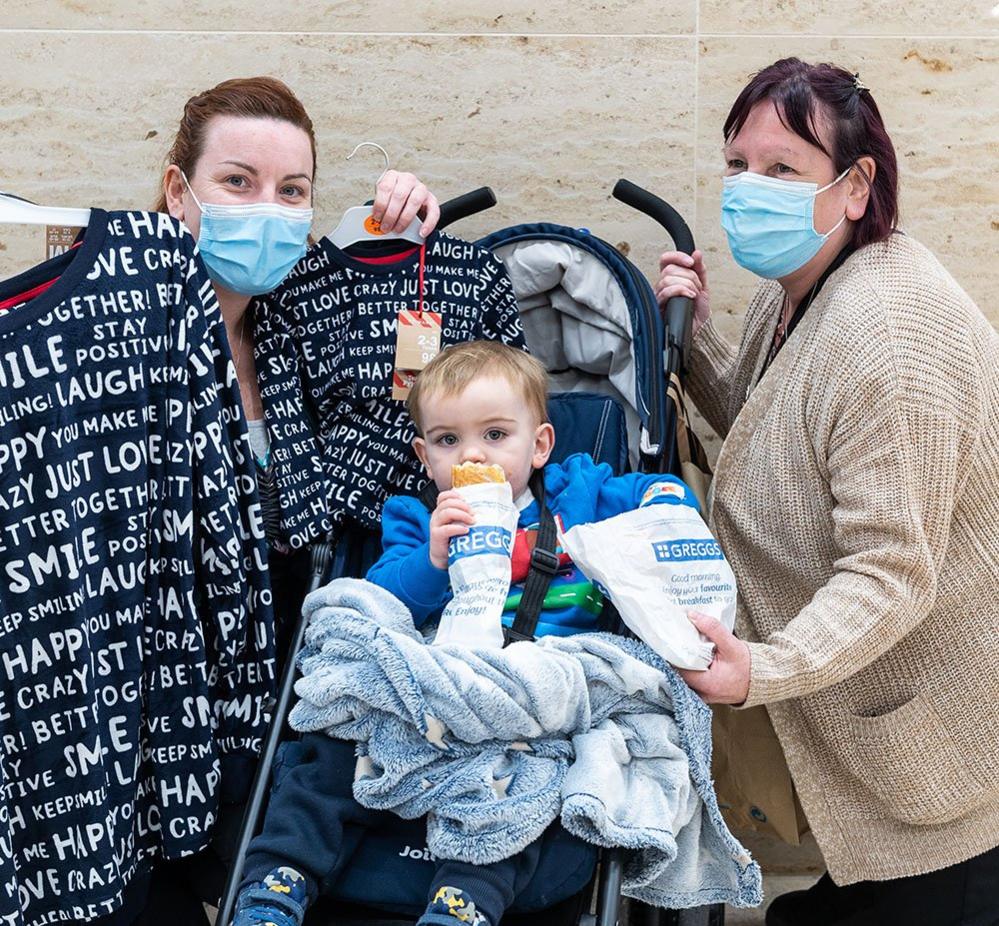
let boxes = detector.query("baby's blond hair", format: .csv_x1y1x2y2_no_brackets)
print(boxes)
407,342,548,434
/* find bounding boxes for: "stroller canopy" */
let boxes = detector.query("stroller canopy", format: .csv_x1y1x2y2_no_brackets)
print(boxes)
479,223,666,467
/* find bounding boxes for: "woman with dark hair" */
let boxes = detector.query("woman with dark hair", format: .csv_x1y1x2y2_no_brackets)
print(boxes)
657,57,999,925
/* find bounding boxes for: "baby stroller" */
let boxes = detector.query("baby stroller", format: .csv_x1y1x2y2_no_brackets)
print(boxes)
218,182,722,926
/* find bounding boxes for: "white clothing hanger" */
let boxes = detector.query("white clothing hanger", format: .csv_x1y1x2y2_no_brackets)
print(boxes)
326,143,425,249
0,191,90,227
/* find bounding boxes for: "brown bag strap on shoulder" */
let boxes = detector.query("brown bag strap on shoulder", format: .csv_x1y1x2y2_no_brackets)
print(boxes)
667,371,712,512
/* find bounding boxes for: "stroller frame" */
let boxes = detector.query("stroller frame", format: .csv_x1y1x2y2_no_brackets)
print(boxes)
217,183,718,926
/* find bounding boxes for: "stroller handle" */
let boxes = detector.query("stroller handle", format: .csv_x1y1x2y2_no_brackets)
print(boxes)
438,187,498,230
612,179,694,254
613,179,695,381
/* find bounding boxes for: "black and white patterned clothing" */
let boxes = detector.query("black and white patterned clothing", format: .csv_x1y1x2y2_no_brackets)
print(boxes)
0,210,274,925
253,232,524,544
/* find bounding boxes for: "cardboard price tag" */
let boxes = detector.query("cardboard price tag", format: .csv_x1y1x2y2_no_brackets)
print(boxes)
394,309,442,371
391,368,419,401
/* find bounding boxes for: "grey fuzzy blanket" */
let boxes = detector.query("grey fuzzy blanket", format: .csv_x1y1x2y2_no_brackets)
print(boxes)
290,578,761,909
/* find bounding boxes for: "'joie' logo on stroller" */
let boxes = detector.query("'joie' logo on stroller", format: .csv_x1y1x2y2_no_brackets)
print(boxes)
651,538,726,563
398,844,437,862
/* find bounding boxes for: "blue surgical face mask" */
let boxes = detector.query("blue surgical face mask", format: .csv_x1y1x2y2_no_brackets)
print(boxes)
721,166,852,279
183,173,313,296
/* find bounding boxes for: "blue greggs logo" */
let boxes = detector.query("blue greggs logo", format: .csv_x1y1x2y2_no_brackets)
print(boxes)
652,538,725,563
449,526,513,565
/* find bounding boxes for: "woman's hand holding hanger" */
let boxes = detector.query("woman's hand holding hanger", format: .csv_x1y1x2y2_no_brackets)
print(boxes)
372,170,441,239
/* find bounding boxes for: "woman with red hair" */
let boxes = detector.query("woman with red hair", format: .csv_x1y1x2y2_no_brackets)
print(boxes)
156,76,440,656
658,58,999,925
142,77,441,926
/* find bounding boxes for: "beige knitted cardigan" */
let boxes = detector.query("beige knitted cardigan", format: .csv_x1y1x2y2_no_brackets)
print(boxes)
688,232,999,884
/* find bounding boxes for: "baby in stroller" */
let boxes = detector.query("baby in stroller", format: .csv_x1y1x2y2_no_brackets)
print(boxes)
232,340,700,926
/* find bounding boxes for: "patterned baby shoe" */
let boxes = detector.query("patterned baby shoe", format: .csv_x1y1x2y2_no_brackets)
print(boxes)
420,885,489,926
231,866,308,926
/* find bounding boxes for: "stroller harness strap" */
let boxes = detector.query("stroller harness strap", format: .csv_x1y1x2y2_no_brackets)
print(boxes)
506,469,557,644
418,468,557,644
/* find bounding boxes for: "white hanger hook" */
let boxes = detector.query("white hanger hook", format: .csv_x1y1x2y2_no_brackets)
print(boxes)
346,142,390,186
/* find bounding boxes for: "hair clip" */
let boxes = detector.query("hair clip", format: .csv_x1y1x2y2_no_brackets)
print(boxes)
853,72,870,93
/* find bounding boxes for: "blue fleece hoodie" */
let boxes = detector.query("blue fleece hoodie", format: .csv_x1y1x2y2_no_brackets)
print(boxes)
366,453,698,638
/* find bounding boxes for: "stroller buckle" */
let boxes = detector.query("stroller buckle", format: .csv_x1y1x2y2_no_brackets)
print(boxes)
502,625,535,646
530,547,560,576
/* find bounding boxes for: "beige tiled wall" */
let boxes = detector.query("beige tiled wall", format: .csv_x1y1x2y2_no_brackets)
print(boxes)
2,1,997,455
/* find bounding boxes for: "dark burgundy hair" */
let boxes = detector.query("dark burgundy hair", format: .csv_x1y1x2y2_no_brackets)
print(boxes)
723,57,899,248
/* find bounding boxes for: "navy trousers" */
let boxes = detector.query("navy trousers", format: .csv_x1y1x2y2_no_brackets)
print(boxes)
767,842,999,926
243,734,541,926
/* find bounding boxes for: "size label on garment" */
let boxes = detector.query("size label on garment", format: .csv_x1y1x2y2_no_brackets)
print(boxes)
394,309,442,371
45,225,82,259
392,309,441,400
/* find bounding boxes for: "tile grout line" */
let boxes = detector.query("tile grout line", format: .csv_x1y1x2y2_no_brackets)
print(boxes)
693,5,700,241
0,28,993,38
0,28,693,37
